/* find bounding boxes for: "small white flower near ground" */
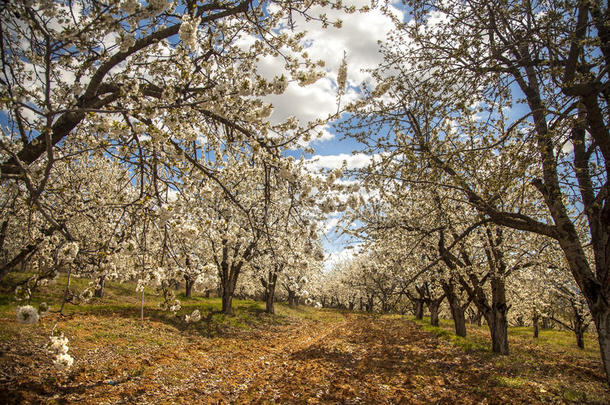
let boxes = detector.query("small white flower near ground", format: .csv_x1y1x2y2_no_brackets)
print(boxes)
185,309,201,323
16,305,39,324
53,353,74,370
48,335,69,355
48,334,74,371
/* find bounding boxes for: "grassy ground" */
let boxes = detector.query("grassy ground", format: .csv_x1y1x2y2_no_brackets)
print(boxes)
0,273,608,404
411,316,605,403
0,272,343,338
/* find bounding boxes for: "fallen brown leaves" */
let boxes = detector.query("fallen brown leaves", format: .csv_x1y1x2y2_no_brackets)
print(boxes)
1,312,608,404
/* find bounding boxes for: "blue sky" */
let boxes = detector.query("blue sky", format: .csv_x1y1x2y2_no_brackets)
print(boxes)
253,1,406,267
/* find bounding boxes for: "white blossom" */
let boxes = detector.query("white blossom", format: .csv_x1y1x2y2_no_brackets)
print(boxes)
16,305,39,324
169,300,181,312
297,70,324,86
48,335,69,355
117,34,136,53
53,353,74,371
148,0,169,12
185,309,201,323
337,54,348,95
372,79,392,97
60,242,79,263
179,15,199,48
121,0,139,14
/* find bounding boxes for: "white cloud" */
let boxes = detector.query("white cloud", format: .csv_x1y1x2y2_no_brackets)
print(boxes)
289,2,403,86
323,212,343,233
305,153,375,170
562,140,574,154
255,2,402,146
324,245,361,271
265,78,338,127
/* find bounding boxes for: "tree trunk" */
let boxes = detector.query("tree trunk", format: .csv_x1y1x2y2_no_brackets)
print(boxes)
222,293,233,314
415,300,424,320
185,276,194,298
452,305,467,337
428,300,440,327
265,272,277,314
533,312,539,338
576,327,585,349
205,289,210,298
442,281,466,337
94,275,105,298
488,311,509,355
367,295,374,313
475,310,483,326
265,283,276,314
591,301,610,384
220,271,236,315
488,277,509,355
288,290,296,306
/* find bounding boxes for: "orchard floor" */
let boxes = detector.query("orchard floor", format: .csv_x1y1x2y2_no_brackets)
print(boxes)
1,307,609,404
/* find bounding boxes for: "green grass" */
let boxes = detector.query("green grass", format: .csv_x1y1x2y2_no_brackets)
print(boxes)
495,375,528,388
408,315,607,403
0,271,343,340
410,317,489,353
509,326,599,356
409,315,599,356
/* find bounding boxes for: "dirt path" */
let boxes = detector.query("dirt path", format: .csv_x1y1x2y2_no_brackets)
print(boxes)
130,314,546,404
2,312,604,404
228,315,539,404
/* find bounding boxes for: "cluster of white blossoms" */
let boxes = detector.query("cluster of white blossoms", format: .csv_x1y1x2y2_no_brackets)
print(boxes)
169,300,181,312
337,54,348,95
116,34,136,53
296,70,325,86
48,335,74,371
59,242,80,263
278,166,297,182
179,14,199,48
180,224,200,241
371,79,392,98
148,0,170,13
326,168,343,185
185,309,201,323
120,0,139,14
16,305,39,324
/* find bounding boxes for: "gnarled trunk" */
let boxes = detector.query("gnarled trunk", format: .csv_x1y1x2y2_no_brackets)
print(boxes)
263,271,278,314
287,289,296,306
487,276,509,355
366,295,374,313
576,326,585,349
593,310,610,377
94,275,106,298
442,281,466,337
222,289,233,315
220,262,242,315
428,300,441,327
185,275,195,298
415,300,424,320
